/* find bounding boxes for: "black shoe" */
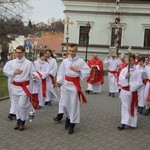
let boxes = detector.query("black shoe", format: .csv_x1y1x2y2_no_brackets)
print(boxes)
53,116,61,123
68,127,74,134
48,101,51,106
92,92,97,94
53,113,63,123
112,93,115,98
85,90,91,94
65,118,70,129
14,119,21,130
44,102,48,105
108,93,112,96
138,106,143,114
117,124,125,130
39,106,44,109
128,126,136,129
68,123,75,134
8,114,16,120
143,108,150,116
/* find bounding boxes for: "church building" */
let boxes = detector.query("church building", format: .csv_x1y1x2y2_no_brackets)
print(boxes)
61,0,150,58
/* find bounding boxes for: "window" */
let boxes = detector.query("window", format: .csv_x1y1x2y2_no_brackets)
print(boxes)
111,27,122,47
144,29,150,47
79,26,88,45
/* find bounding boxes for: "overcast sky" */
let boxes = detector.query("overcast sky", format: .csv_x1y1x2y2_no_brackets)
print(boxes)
24,0,65,24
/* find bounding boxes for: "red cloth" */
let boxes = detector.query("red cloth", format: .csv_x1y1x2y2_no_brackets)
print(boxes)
86,58,104,84
50,75,56,86
122,86,130,91
130,91,138,117
143,79,149,85
117,61,128,76
122,86,138,117
65,75,87,104
108,70,119,84
37,71,46,97
30,94,39,109
134,60,139,65
12,81,30,97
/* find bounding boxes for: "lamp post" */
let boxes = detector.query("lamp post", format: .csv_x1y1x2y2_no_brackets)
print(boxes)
34,41,38,60
85,22,91,62
0,44,2,61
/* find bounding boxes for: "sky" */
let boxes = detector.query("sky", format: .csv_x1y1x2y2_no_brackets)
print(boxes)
24,0,65,24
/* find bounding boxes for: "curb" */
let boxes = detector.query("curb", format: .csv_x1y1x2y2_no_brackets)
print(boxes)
0,96,9,101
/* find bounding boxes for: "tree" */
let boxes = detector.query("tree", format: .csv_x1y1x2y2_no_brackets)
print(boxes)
28,20,33,29
0,0,31,20
51,19,64,33
0,1,32,46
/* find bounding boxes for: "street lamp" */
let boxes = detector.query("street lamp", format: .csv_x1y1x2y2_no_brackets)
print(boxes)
0,44,2,61
34,41,38,59
85,22,91,62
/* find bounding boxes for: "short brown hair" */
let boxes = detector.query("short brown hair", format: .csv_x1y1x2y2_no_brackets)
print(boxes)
69,44,77,50
16,46,25,52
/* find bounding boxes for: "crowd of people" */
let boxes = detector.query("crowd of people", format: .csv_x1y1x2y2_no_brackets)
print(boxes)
2,44,150,134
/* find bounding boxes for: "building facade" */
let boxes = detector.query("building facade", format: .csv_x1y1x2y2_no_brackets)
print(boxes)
62,0,150,59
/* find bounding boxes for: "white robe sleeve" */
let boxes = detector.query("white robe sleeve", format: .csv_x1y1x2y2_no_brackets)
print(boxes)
79,60,91,80
57,61,65,85
49,59,58,77
130,70,143,92
3,61,14,79
103,57,110,67
119,68,129,87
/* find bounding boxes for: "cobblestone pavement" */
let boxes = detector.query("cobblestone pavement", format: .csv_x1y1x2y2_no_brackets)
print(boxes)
0,77,150,150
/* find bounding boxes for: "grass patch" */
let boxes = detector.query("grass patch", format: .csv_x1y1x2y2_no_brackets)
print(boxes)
0,69,8,98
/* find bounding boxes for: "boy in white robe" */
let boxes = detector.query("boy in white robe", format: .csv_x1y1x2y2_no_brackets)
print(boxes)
3,46,37,131
136,57,146,114
143,61,150,115
57,44,90,134
34,52,50,108
118,54,143,130
104,52,121,97
3,50,16,120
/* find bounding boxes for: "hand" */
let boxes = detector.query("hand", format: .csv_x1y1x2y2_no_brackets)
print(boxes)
32,74,36,79
92,65,96,68
70,65,80,73
14,69,23,75
125,73,130,79
107,53,111,57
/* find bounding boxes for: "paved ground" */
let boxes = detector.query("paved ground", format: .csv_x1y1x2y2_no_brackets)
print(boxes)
0,77,150,150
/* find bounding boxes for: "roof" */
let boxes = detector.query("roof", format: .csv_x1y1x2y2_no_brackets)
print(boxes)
31,38,63,53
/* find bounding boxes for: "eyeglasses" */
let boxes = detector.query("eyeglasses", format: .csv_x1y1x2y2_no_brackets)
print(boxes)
16,52,23,54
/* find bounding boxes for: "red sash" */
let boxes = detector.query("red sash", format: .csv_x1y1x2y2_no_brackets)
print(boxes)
50,75,56,86
37,71,46,97
122,86,130,91
30,94,39,109
65,75,87,104
12,81,30,97
109,70,119,84
143,79,149,85
130,91,138,117
122,86,138,117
